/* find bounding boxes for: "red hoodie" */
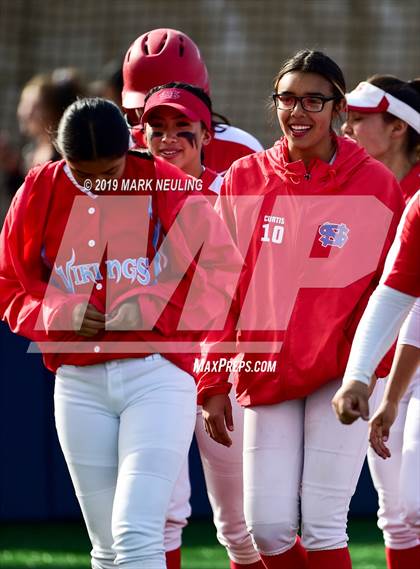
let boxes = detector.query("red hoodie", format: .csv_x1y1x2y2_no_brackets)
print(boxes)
198,136,405,406
400,162,420,203
382,190,420,297
0,151,242,377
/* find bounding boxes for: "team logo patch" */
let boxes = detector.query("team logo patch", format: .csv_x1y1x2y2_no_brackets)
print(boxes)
159,89,181,100
318,222,349,248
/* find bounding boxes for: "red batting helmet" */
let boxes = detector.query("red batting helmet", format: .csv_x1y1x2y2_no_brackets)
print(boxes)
122,28,210,109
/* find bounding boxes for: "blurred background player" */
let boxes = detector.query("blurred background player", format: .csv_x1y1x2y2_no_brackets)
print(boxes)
342,77,420,569
89,59,124,110
122,28,263,175
140,78,264,568
333,189,420,569
198,49,405,569
0,67,86,200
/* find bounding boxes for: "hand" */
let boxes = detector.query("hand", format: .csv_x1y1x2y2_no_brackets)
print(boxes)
106,298,142,330
332,380,370,424
72,302,105,337
202,393,234,447
369,401,398,459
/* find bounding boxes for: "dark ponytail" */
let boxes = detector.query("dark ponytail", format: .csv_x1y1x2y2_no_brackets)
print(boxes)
55,98,130,161
274,49,346,103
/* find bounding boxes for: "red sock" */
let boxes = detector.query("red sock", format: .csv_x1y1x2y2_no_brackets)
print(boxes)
230,561,265,569
307,547,351,569
260,537,308,569
165,547,181,569
386,545,420,569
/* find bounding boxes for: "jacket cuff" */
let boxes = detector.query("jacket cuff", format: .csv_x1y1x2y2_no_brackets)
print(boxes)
197,381,232,406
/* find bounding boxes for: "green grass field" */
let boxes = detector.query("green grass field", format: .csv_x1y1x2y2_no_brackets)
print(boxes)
0,518,386,568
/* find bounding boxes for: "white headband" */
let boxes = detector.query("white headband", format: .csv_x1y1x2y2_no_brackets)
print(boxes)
346,81,420,134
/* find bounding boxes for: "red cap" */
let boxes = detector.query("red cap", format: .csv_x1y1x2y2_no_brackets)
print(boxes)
141,87,212,131
122,28,210,110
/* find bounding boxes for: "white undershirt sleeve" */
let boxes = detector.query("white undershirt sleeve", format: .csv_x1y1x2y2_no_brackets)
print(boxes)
398,298,420,349
343,284,417,385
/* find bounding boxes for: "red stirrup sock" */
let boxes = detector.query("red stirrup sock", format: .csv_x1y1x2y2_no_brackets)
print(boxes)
260,537,308,569
307,547,351,569
165,547,181,569
386,545,420,569
230,560,265,569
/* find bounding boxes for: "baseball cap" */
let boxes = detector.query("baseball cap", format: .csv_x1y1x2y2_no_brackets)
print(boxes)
346,81,420,133
141,87,212,131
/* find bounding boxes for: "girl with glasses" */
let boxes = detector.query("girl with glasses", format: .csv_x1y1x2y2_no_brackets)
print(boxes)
198,50,405,569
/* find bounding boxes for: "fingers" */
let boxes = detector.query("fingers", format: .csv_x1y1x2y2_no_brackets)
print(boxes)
335,395,361,425
225,397,234,432
73,303,105,337
84,305,106,323
358,396,370,421
106,302,142,330
369,419,391,459
82,316,106,331
106,311,123,330
382,424,390,443
203,414,232,447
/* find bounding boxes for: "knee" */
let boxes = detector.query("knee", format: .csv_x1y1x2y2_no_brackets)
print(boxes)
247,520,296,555
91,550,115,569
164,516,188,551
112,523,164,565
401,503,420,537
215,521,259,563
301,512,347,551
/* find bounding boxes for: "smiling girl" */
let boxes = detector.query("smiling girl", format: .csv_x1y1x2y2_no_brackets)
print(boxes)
142,83,223,202
198,50,405,569
142,82,264,569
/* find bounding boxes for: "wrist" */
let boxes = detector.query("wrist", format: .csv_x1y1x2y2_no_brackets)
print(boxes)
383,393,401,406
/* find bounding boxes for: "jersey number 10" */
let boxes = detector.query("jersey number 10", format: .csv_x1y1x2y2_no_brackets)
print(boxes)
261,223,284,244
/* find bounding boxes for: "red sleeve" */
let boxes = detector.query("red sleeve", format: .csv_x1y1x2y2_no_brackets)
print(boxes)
197,168,240,404
383,192,420,297
0,169,86,342
110,158,244,342
138,195,243,337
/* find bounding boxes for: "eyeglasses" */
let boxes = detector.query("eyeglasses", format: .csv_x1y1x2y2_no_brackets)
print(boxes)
272,93,337,113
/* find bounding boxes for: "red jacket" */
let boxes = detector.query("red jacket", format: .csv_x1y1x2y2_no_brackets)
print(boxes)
400,162,420,203
0,151,242,377
198,136,405,406
383,190,420,297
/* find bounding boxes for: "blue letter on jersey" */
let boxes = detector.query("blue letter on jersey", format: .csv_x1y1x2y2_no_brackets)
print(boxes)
319,222,349,248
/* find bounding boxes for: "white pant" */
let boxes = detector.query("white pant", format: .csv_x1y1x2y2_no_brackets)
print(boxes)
165,389,260,564
243,379,380,554
54,356,196,569
368,371,420,549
